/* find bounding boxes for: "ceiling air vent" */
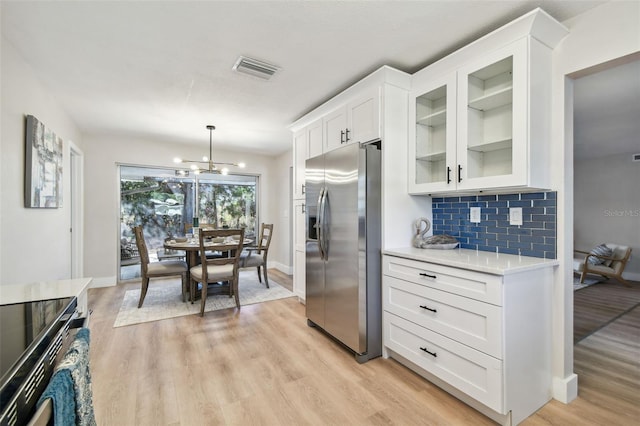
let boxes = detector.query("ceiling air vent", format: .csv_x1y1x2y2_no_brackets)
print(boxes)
633,153,640,162
232,56,279,80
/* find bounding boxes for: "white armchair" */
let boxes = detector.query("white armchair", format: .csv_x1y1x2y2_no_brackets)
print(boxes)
574,243,632,286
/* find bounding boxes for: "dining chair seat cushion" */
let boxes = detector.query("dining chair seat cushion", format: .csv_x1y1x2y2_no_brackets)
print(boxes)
147,260,188,276
190,264,234,282
242,253,264,268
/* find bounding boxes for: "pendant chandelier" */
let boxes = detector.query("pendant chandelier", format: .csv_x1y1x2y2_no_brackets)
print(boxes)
173,125,245,175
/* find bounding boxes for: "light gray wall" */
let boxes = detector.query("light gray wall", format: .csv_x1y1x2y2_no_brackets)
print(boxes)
1,36,293,288
574,153,640,280
1,36,83,285
269,148,293,274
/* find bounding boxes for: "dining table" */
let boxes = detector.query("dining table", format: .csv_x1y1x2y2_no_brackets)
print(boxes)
163,237,254,273
164,237,254,302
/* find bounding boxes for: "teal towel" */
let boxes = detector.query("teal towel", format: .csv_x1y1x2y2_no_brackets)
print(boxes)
37,328,96,426
39,368,76,425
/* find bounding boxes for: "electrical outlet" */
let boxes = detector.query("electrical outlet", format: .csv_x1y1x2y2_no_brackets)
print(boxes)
470,207,481,223
509,207,523,226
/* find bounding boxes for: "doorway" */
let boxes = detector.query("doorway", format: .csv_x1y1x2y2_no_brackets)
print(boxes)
570,56,640,403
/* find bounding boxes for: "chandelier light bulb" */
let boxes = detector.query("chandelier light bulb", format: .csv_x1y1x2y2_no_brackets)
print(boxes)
238,162,246,168
221,168,229,175
190,164,198,170
202,156,208,161
173,157,182,163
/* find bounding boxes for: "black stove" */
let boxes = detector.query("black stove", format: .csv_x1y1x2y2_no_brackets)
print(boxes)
0,296,78,426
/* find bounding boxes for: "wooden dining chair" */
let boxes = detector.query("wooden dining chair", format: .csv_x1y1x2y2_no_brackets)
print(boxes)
240,223,273,288
190,228,245,316
133,226,189,308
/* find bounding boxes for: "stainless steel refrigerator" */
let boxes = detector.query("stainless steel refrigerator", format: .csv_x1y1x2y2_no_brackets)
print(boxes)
305,141,381,363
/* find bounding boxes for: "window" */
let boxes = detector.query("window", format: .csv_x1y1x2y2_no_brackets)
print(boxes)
119,165,258,280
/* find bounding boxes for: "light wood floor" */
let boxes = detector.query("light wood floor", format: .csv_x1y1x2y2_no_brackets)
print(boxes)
87,272,640,425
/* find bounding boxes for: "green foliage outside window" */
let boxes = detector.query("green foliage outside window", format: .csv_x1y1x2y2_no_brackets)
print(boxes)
120,178,186,241
199,183,256,236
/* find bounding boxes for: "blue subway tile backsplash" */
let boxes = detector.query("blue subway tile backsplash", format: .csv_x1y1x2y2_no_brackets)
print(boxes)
432,191,557,259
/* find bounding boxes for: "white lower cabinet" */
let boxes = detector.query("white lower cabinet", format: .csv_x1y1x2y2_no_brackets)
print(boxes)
382,251,555,425
293,199,306,301
384,313,503,412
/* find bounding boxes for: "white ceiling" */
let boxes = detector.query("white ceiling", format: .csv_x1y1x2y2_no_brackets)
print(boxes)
1,1,606,156
573,59,640,161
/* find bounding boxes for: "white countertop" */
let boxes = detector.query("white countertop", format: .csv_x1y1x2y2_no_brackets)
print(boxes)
0,277,93,305
383,247,559,275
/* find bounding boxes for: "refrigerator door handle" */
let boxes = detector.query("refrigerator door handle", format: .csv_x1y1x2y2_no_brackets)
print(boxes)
317,187,326,260
321,188,329,261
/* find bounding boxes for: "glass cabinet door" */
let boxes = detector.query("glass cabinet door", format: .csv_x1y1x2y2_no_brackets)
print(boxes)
410,74,457,192
457,38,527,189
416,85,447,184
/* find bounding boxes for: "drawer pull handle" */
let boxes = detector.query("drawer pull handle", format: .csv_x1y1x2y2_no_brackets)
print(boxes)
419,272,436,279
419,305,437,313
420,347,437,358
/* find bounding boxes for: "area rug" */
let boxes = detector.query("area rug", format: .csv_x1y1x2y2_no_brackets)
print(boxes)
573,275,603,291
113,271,294,327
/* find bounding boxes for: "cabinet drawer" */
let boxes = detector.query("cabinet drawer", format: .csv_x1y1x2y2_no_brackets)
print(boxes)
383,276,502,358
383,256,502,305
384,313,503,413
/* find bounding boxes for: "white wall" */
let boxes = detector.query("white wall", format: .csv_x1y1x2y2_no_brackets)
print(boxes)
268,148,293,274
82,133,289,285
574,153,640,280
550,0,640,402
1,36,83,285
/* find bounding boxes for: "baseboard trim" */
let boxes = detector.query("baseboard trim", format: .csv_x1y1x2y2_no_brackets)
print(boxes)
623,271,640,282
269,261,292,275
552,373,578,403
90,276,117,288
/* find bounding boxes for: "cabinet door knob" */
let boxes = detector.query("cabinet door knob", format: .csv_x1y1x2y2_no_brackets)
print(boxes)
345,128,351,142
420,347,437,357
446,166,452,184
419,272,437,279
340,130,345,144
301,203,306,213
419,305,437,313
458,164,462,183
302,184,305,194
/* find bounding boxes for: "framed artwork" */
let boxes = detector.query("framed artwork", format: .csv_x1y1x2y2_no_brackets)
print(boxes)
24,115,63,208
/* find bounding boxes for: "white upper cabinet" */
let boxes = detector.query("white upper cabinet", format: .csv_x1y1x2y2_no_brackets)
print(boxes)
409,74,457,191
348,88,380,145
408,9,568,195
323,106,348,152
456,39,527,191
306,119,323,159
324,87,380,152
292,128,307,200
293,118,323,200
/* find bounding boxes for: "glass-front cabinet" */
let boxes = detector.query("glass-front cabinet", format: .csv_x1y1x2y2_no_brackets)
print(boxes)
409,74,456,191
409,36,553,195
457,39,527,190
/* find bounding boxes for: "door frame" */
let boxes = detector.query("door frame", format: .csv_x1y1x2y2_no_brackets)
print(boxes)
69,142,84,278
